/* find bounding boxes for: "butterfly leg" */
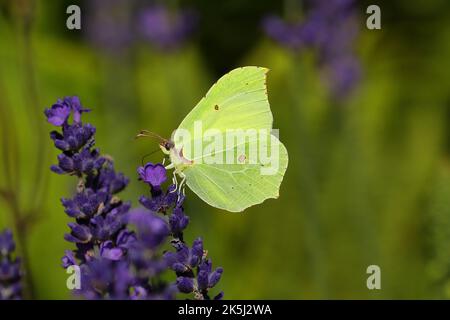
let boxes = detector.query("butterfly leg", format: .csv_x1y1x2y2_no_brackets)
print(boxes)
165,163,175,170
179,173,186,193
177,172,186,202
170,171,178,193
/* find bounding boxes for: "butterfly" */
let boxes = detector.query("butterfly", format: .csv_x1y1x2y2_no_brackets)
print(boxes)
139,66,288,212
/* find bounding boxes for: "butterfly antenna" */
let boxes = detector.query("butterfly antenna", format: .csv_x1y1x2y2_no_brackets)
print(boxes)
141,148,162,166
135,130,165,142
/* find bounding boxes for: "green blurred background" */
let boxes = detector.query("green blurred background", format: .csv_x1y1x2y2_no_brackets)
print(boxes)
0,0,449,299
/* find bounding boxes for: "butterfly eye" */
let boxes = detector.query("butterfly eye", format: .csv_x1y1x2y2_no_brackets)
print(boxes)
164,141,174,151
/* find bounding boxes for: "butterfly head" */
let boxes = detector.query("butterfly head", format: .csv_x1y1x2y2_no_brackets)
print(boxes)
162,140,174,151
159,139,174,155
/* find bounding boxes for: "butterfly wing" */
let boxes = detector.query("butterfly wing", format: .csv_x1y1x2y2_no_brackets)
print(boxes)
176,66,272,135
184,135,288,212
173,66,288,212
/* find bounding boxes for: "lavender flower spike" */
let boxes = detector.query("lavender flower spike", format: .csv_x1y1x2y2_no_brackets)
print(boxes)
138,161,224,299
47,98,224,300
47,96,136,299
0,229,22,300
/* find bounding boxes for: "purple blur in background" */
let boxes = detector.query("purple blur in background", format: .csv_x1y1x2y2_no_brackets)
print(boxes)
85,1,197,53
262,0,361,99
138,5,198,51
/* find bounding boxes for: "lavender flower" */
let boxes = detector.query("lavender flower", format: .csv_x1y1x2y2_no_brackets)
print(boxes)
127,209,169,249
46,98,223,300
138,162,167,189
138,163,179,214
138,163,223,299
169,206,190,239
0,229,22,300
44,103,71,126
165,239,223,300
262,0,361,98
46,96,135,294
45,96,89,126
77,257,133,300
138,5,198,51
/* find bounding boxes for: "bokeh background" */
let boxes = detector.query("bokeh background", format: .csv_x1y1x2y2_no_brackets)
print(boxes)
0,0,450,299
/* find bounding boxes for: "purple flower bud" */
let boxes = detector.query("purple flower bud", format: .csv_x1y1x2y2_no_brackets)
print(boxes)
208,268,223,288
50,124,96,152
214,291,224,300
127,209,169,248
79,258,115,296
197,270,209,291
191,238,203,259
61,250,77,268
116,229,136,250
169,206,190,235
62,188,108,219
65,223,92,243
91,210,126,241
195,258,223,292
56,153,75,173
166,239,207,276
199,259,212,274
176,276,194,293
100,241,124,260
139,184,179,214
63,96,90,123
172,262,189,273
94,162,129,194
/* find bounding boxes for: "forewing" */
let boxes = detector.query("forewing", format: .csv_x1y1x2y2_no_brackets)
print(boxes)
176,66,272,135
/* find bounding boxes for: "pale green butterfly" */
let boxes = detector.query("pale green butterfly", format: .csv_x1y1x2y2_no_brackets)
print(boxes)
140,66,288,212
